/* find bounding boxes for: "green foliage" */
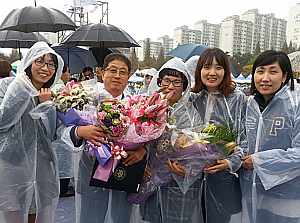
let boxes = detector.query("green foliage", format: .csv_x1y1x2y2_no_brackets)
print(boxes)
282,40,289,54
155,47,165,70
142,38,153,67
254,42,261,56
130,48,139,74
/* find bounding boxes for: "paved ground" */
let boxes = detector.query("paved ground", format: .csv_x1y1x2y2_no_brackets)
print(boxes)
54,196,76,223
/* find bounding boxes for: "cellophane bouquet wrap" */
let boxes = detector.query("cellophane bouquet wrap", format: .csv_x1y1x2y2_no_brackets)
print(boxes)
90,91,173,182
127,123,239,204
52,82,98,126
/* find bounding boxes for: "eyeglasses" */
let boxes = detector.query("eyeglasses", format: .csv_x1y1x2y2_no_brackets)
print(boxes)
104,68,129,76
161,78,183,87
35,59,57,70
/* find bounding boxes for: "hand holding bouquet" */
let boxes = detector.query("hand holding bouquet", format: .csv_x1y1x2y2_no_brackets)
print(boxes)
127,123,240,204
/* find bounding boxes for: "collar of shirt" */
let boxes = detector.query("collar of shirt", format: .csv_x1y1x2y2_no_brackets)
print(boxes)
102,89,123,101
254,92,274,112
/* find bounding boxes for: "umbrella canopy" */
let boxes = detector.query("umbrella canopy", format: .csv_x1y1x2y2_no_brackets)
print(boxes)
61,23,140,48
129,73,143,82
167,43,236,74
288,51,300,73
0,6,76,33
0,30,50,48
167,44,211,61
90,47,121,65
52,45,97,75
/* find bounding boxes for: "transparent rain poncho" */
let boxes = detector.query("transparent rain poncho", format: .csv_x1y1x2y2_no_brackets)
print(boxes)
0,41,64,223
185,55,199,89
139,68,158,95
190,86,247,223
241,82,300,223
138,58,203,223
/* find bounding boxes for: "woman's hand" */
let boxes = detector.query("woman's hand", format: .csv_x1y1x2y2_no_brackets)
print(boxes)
204,159,229,174
77,125,108,145
241,155,254,170
167,159,186,178
123,147,147,166
39,88,52,103
144,165,152,178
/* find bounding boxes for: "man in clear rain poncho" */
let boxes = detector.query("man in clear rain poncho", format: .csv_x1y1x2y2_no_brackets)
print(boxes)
138,68,157,95
240,50,300,223
60,53,147,223
189,48,247,223
0,42,64,223
135,57,203,223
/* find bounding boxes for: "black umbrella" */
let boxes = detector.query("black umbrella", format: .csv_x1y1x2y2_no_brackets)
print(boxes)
0,30,50,48
0,6,76,33
0,30,51,59
61,23,140,48
90,47,121,65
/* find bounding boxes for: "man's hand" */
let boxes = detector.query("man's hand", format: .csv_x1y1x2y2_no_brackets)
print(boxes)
167,159,186,178
123,147,147,166
241,155,254,170
144,165,152,178
204,159,229,174
77,125,108,146
39,88,52,103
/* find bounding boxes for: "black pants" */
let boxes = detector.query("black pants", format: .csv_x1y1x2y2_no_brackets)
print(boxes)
60,178,70,195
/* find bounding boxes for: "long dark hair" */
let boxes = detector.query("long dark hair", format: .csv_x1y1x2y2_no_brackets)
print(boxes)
192,48,235,95
250,50,294,95
25,53,58,88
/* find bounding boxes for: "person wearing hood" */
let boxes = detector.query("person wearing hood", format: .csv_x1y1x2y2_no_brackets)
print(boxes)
190,48,247,223
0,42,64,223
138,68,157,94
141,58,202,223
240,51,300,223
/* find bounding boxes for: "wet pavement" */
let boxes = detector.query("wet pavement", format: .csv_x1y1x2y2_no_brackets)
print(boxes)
54,196,76,223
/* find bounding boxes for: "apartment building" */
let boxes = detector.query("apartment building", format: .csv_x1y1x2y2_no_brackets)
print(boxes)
287,3,300,48
157,35,173,55
136,38,163,61
194,20,220,48
172,25,202,49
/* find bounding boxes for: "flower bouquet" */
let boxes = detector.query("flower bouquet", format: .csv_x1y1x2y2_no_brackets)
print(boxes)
127,123,239,204
89,91,173,185
52,82,98,126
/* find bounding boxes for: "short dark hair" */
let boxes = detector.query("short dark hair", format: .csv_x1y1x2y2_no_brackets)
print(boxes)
102,53,131,73
250,50,294,95
25,53,58,88
192,48,235,95
82,67,93,73
62,63,69,73
0,60,12,78
157,68,188,91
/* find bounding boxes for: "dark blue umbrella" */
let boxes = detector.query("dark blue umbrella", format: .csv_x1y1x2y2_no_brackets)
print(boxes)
52,45,97,74
167,44,236,74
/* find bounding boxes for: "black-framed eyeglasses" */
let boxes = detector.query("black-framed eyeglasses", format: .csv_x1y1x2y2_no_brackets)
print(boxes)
35,59,57,70
161,78,183,87
104,68,129,76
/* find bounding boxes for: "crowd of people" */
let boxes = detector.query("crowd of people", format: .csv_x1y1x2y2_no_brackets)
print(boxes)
0,41,300,223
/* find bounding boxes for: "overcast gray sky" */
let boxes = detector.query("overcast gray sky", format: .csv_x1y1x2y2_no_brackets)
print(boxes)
0,0,299,55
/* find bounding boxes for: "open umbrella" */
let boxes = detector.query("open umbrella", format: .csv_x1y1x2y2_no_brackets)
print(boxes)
288,51,300,73
0,30,50,48
167,44,211,61
167,43,236,74
0,6,76,33
61,23,140,48
0,30,51,59
90,47,121,65
52,45,98,74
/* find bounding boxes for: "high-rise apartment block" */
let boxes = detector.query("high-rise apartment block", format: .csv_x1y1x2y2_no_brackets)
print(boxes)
173,25,202,49
220,15,253,56
136,38,162,61
242,9,286,53
157,35,173,56
194,20,220,48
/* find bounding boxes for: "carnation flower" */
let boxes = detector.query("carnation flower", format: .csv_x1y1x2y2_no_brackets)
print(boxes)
98,111,107,120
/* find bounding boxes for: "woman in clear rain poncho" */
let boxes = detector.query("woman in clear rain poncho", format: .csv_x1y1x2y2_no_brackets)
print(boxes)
0,41,64,223
138,68,157,94
240,50,300,223
190,48,247,223
139,57,202,223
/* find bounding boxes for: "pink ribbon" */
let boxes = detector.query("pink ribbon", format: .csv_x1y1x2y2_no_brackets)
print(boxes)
93,144,128,182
